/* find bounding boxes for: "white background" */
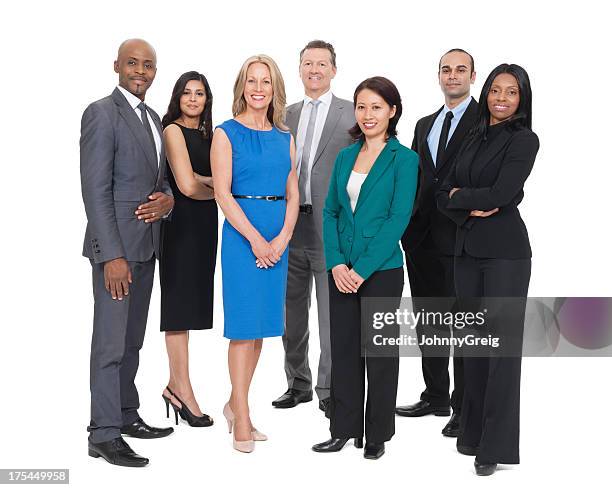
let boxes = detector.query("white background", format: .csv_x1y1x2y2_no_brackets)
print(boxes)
1,0,611,488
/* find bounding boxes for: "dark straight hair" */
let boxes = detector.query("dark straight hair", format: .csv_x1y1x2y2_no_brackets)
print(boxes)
162,71,213,138
348,76,402,141
471,63,533,140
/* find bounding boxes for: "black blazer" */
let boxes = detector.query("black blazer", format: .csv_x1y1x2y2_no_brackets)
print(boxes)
401,98,479,255
436,123,539,258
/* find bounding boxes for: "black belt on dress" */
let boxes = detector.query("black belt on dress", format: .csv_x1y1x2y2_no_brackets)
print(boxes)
299,204,313,214
232,194,285,201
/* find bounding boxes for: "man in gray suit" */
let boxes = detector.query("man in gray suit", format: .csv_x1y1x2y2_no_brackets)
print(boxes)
81,39,174,467
273,40,355,413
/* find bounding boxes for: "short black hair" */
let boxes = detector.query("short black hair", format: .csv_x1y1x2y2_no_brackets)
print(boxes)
438,48,475,75
349,76,402,140
299,40,337,68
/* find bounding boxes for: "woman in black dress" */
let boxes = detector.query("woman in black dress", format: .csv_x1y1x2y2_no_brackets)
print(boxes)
160,71,217,427
436,64,539,476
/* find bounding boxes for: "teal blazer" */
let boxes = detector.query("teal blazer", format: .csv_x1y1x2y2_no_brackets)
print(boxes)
323,137,419,280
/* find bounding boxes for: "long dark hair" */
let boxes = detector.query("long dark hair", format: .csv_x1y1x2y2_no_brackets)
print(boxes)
162,71,213,138
471,63,532,140
348,76,402,141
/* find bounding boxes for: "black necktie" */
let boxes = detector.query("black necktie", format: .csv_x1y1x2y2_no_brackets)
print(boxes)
435,111,454,167
137,102,157,156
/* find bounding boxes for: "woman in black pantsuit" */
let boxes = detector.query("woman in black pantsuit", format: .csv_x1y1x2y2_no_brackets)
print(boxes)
436,64,539,476
159,72,217,427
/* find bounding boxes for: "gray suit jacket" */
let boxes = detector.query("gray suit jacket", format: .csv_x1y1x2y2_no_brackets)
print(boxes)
286,94,355,244
80,87,172,264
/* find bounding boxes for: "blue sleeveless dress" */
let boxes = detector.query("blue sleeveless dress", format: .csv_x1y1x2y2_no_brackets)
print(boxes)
217,119,291,340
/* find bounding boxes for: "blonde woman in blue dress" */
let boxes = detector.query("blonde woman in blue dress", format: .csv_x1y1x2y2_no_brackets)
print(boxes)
211,55,299,453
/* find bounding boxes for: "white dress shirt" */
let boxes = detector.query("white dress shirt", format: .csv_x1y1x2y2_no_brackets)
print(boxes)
426,95,472,166
347,171,368,212
296,89,333,204
117,85,162,164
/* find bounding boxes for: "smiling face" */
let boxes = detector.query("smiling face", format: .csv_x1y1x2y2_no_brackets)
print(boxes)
299,48,336,98
179,79,206,118
114,39,157,100
438,51,475,104
487,73,520,125
243,62,273,111
355,88,396,141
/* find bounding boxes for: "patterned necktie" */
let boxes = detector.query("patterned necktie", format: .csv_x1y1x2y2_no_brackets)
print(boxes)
299,99,322,204
137,102,158,158
435,110,454,167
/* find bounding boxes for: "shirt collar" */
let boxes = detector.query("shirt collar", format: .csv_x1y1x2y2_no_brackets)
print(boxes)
117,85,144,110
303,89,333,107
443,95,472,120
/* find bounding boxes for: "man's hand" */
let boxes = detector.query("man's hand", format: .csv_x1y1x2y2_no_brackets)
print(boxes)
469,208,499,218
135,192,174,223
104,258,132,300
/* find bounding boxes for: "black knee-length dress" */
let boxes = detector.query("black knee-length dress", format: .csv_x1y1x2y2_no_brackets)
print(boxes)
160,123,217,331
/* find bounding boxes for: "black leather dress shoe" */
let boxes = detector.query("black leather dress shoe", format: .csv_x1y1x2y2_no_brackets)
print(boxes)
363,442,385,460
88,437,149,467
474,459,497,476
272,388,313,408
457,444,478,456
121,417,174,439
319,398,330,415
395,400,451,417
312,437,363,452
442,411,461,437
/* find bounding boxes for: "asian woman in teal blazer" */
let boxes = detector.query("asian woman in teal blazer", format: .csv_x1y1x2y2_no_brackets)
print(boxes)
313,77,418,460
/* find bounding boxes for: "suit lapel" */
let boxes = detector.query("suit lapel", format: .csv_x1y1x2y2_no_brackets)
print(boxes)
337,143,360,220
422,107,442,170
470,127,513,184
436,97,478,174
285,102,302,138
354,138,399,213
112,88,159,173
312,95,345,168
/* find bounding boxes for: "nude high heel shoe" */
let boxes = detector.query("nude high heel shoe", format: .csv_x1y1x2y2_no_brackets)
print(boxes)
223,402,267,441
223,402,254,453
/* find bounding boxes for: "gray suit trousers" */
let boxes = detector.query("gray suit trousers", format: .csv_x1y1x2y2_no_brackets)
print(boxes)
283,213,331,400
87,258,155,443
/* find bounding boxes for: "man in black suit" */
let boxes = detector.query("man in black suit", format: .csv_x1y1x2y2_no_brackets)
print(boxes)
396,49,478,437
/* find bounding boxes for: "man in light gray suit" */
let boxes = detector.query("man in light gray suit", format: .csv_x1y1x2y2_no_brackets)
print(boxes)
273,40,355,413
81,39,174,467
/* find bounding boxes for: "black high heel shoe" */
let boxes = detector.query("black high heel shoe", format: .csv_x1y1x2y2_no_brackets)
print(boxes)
162,392,179,425
312,437,363,452
164,386,214,428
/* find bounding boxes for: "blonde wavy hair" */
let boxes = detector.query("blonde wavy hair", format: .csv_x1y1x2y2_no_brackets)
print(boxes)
232,54,288,131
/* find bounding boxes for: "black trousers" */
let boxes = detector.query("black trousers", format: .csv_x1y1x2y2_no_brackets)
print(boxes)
405,240,464,410
454,254,531,464
328,267,404,443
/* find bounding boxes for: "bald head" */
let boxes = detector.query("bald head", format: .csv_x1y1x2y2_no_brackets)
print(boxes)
114,38,157,100
117,38,157,62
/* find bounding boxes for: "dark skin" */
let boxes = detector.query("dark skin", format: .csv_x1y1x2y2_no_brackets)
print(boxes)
105,39,174,300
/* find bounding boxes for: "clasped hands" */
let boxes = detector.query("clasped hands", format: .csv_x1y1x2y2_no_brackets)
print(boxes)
449,188,499,218
134,192,174,223
332,264,364,293
252,233,290,269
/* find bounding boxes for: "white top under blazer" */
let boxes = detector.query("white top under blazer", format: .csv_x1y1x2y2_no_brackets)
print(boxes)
346,170,368,212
